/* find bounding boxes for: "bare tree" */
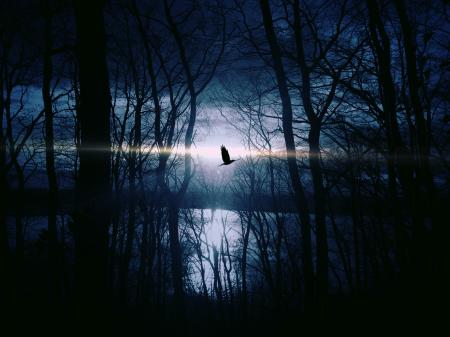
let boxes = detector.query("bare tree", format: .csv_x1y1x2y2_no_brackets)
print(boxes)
41,0,60,305
73,0,112,320
259,0,314,310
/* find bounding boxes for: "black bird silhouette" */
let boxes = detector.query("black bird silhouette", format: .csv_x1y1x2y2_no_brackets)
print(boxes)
219,145,238,166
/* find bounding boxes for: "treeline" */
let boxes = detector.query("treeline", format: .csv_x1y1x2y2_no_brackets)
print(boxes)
0,0,449,334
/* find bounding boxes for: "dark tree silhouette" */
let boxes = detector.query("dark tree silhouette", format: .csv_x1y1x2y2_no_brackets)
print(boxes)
41,0,60,306
259,0,315,311
73,0,111,322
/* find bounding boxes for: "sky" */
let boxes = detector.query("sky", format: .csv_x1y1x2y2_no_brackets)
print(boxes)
10,84,310,174
195,106,246,162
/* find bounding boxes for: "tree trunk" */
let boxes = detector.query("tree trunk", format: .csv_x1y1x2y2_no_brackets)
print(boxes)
5,85,25,297
168,199,185,323
73,0,111,322
42,0,60,305
308,122,328,306
240,212,251,321
0,71,11,305
136,201,150,305
393,0,438,275
13,162,25,293
119,98,142,305
260,0,314,311
366,0,423,273
119,161,135,305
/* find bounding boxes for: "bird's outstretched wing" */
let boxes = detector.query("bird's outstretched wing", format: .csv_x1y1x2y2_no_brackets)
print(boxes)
221,145,230,163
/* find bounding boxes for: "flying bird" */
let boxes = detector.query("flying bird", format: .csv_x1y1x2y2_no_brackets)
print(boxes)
219,145,238,166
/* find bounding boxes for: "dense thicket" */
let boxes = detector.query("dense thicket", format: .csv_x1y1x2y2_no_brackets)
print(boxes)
1,0,449,335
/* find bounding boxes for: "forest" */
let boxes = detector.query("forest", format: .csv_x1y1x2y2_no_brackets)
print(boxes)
1,0,449,335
